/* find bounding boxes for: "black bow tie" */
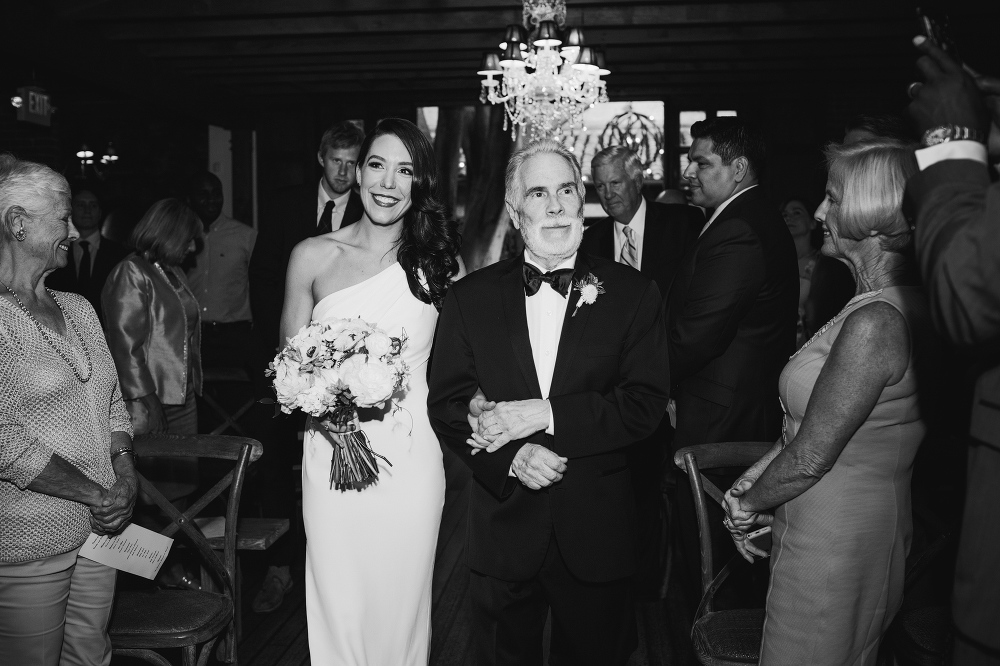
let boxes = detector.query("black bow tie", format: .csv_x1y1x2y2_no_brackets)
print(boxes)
523,263,574,298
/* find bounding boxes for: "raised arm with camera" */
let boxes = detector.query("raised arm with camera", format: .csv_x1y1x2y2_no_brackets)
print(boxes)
907,34,1000,665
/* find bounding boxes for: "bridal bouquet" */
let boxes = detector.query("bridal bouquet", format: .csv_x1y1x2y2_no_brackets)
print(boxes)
267,317,409,491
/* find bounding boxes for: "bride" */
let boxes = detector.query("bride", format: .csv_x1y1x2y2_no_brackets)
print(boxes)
280,118,462,664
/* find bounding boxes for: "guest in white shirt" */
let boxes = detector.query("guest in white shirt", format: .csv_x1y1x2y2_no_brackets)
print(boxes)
185,171,257,371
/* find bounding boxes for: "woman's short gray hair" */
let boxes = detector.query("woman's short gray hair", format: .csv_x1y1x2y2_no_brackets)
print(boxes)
824,139,918,253
505,140,585,214
591,145,644,189
0,153,69,241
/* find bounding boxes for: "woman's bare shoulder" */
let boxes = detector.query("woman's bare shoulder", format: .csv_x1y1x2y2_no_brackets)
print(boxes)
289,233,354,268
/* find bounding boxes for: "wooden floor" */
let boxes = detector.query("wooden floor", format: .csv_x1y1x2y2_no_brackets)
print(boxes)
113,445,699,666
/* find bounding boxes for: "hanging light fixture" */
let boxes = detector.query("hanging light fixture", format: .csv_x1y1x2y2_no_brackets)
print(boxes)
478,0,610,143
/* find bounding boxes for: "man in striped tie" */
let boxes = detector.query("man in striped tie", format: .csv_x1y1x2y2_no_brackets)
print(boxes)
580,146,704,599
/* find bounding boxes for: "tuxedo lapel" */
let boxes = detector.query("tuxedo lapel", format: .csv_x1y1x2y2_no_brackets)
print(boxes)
549,253,595,397
500,257,543,399
598,218,615,260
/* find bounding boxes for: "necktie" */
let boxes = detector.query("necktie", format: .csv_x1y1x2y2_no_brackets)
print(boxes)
77,240,92,292
317,200,335,235
620,224,639,269
523,263,574,298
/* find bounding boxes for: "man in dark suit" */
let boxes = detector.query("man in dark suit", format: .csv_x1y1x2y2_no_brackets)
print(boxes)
907,36,1000,666
249,120,366,357
580,145,703,598
428,141,670,666
47,186,128,321
246,120,365,614
667,116,798,595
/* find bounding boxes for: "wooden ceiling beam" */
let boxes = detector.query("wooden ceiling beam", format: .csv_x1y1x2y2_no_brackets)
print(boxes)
171,39,904,76
132,21,919,60
54,0,655,21
192,51,909,84
234,65,908,96
98,3,914,41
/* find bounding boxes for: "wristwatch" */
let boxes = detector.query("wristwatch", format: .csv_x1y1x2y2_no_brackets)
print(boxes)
921,125,987,147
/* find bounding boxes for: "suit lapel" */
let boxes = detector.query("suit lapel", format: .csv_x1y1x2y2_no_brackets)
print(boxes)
500,257,543,399
641,207,665,279
549,253,595,397
342,190,364,229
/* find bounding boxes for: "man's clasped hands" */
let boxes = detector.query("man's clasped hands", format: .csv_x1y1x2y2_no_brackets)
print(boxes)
466,393,568,491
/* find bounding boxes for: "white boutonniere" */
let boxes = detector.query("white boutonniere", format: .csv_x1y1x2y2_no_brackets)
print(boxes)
572,273,606,317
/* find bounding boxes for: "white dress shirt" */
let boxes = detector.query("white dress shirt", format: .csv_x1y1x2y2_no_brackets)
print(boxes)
73,230,102,278
699,183,758,236
317,182,353,231
613,198,646,270
915,140,988,170
524,251,576,436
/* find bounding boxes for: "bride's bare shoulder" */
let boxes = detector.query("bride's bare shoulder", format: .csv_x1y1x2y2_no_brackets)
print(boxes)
290,231,357,267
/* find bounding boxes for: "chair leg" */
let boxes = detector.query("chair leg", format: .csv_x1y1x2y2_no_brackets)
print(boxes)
200,636,225,666
181,644,197,666
660,491,674,599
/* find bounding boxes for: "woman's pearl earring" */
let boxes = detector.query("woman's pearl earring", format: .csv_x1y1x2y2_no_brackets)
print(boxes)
14,226,26,241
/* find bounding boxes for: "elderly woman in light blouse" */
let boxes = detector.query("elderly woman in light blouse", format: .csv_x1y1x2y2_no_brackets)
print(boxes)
720,140,931,665
0,154,136,665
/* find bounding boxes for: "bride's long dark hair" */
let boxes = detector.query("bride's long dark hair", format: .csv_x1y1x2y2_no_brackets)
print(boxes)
357,118,461,309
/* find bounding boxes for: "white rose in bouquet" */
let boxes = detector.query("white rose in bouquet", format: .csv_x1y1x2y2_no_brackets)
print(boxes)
298,383,334,416
273,359,314,413
339,354,398,407
333,321,368,352
365,331,393,359
320,319,349,343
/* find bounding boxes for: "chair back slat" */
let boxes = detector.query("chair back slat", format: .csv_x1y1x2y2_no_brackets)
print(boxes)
134,470,235,599
684,451,716,612
161,470,235,539
133,433,262,462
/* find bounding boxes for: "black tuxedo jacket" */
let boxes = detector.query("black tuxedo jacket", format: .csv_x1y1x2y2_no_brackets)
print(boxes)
46,236,129,320
249,185,363,353
428,252,670,583
665,186,798,449
579,200,705,296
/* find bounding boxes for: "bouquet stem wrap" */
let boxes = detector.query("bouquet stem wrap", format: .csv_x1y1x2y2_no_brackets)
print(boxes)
321,416,392,491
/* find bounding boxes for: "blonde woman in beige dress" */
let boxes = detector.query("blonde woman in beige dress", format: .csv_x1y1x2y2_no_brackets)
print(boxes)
724,140,932,665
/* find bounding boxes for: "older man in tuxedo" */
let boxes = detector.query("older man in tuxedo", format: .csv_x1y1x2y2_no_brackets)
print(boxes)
668,116,798,596
428,141,670,665
580,145,703,598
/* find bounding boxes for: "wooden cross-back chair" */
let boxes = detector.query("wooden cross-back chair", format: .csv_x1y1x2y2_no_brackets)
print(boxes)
675,442,773,666
108,433,263,666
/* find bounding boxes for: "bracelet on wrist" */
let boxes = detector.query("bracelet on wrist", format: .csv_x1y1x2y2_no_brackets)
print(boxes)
110,446,136,462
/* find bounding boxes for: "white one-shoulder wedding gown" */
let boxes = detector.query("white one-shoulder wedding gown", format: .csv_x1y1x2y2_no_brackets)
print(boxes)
302,262,445,665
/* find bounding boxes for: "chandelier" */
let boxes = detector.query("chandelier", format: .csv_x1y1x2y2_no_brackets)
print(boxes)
598,107,665,173
478,0,610,143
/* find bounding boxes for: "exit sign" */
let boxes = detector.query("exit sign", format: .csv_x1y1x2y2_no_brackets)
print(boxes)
17,87,52,127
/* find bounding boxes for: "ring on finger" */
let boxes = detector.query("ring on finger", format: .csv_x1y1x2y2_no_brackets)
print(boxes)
907,81,922,99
